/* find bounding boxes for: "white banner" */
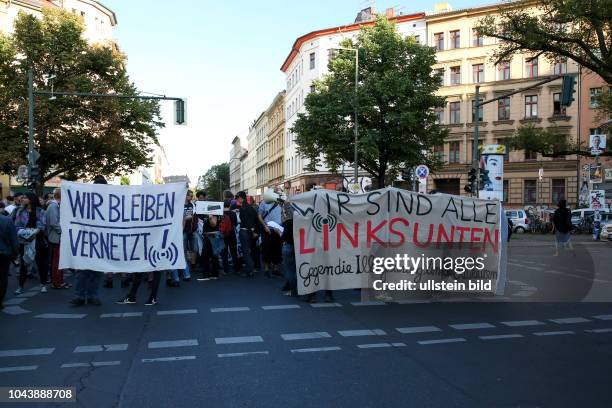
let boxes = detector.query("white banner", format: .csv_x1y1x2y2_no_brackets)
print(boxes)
291,187,505,295
59,181,187,272
194,201,224,215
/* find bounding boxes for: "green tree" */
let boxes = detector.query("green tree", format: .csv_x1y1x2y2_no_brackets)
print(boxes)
291,16,448,187
0,9,163,187
120,175,131,185
475,0,612,84
197,163,230,200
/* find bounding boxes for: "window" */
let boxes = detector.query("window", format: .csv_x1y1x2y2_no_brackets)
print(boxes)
471,99,483,122
450,66,461,85
524,180,537,204
449,141,460,163
551,179,566,204
553,93,566,115
498,97,510,120
450,30,460,49
503,180,509,203
525,58,538,78
553,59,567,75
449,101,461,124
309,52,315,70
414,35,420,43
590,87,602,108
434,145,445,161
472,28,483,47
472,64,484,83
310,85,315,93
525,95,538,118
525,149,537,160
497,62,510,80
435,107,444,124
434,32,444,50
434,68,445,85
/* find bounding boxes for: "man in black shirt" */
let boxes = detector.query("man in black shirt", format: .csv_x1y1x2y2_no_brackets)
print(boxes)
236,191,258,277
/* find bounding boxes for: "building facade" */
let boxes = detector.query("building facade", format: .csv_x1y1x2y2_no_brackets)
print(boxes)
243,122,258,197
254,112,268,200
280,8,427,195
229,136,247,194
266,91,286,190
427,3,579,208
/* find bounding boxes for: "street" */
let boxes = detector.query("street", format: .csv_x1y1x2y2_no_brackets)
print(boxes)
1,235,611,408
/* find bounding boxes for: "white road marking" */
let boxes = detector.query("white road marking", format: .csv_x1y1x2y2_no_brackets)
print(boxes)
395,299,432,304
501,320,545,327
593,314,612,321
418,338,466,345
100,312,142,318
391,343,407,347
479,334,523,340
3,298,26,305
215,336,263,345
281,332,331,341
218,351,270,358
450,323,495,330
0,365,37,373
73,344,128,353
148,339,198,349
142,356,196,363
533,331,575,336
357,343,392,349
396,326,442,334
310,303,342,308
0,348,54,357
157,309,198,316
92,361,120,367
549,317,591,324
585,328,612,333
35,313,86,319
290,346,341,353
351,301,386,306
262,305,301,310
338,329,386,337
1,306,30,315
210,307,250,312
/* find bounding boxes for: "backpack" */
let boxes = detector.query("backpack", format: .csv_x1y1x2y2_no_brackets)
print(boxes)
219,213,234,237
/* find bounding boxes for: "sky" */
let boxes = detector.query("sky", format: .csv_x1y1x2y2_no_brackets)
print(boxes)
103,0,489,184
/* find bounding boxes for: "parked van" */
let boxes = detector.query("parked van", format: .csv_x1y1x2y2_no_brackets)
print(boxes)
505,209,529,232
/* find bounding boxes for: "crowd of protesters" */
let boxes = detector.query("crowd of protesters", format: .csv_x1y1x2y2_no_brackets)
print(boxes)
0,176,333,310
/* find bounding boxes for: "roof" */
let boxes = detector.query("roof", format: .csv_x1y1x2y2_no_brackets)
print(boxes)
91,0,118,25
280,12,425,73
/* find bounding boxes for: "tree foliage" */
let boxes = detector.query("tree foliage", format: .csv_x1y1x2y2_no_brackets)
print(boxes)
0,9,163,183
475,0,612,84
197,163,230,200
291,16,448,187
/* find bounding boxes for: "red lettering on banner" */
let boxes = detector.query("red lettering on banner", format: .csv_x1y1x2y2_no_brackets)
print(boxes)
484,228,499,253
366,220,387,248
299,228,315,254
436,223,455,248
456,226,470,248
337,223,359,249
388,218,408,247
469,227,483,252
413,223,434,248
323,223,329,252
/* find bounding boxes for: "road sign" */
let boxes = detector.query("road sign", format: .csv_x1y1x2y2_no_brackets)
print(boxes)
28,149,40,164
415,165,429,179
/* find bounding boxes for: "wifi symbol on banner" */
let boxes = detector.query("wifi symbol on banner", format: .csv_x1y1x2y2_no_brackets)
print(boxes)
148,229,180,268
311,213,338,233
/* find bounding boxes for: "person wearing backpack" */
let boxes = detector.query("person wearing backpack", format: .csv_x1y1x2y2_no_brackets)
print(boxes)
220,200,239,274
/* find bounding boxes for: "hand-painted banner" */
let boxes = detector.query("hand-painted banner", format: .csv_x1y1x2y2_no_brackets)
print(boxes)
59,181,187,272
291,187,506,295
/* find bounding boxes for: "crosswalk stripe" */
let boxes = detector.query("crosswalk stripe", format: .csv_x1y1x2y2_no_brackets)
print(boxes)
501,320,544,327
357,343,392,349
210,307,250,313
35,313,86,319
449,323,495,330
479,334,523,340
100,312,142,318
533,331,575,336
0,348,54,357
0,365,38,373
148,339,198,349
418,338,466,345
351,301,386,306
310,303,342,308
281,332,330,341
73,344,128,353
291,346,341,353
262,305,301,310
593,314,612,321
585,328,612,333
338,329,386,337
396,326,441,334
549,317,591,324
218,351,269,358
142,356,196,363
215,336,263,345
157,309,198,316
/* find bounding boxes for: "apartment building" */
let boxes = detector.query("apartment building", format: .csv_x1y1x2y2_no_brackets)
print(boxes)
229,136,247,194
266,91,286,190
427,3,579,208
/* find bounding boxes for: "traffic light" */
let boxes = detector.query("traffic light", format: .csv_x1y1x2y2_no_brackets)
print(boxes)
560,75,576,107
464,184,472,193
480,169,490,187
466,167,477,194
27,165,39,191
175,99,186,125
401,168,411,181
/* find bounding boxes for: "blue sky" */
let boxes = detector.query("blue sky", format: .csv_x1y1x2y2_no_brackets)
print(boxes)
103,0,490,184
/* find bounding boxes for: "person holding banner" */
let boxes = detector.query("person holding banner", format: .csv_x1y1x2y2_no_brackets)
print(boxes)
117,270,163,306
197,212,224,280
258,189,283,278
168,189,195,287
236,191,258,278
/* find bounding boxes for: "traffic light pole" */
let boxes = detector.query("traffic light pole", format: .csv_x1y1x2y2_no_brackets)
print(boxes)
26,68,185,191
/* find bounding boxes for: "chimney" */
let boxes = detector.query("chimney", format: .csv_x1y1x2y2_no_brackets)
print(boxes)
385,8,395,19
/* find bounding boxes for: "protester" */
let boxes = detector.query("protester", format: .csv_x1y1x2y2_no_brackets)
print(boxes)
258,189,283,278
0,202,8,217
236,191,259,278
552,199,573,256
220,199,239,274
116,270,163,306
281,202,297,296
7,193,22,218
0,209,18,309
197,212,224,280
169,189,194,287
46,188,70,289
4,196,15,215
69,175,107,306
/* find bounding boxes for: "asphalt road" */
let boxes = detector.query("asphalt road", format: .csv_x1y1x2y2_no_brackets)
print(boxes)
1,234,611,408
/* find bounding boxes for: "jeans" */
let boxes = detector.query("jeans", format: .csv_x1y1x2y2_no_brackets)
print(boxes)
239,230,254,275
221,234,239,273
171,261,191,282
75,270,102,300
201,235,220,278
50,243,63,287
128,271,162,300
282,243,296,292
0,254,9,306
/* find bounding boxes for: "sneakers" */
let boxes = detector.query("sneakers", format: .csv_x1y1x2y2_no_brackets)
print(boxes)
14,287,23,295
116,297,136,305
69,298,85,307
145,298,157,306
40,285,47,293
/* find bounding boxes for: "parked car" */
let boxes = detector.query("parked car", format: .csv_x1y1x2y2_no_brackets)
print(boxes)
571,209,596,227
505,209,529,232
596,213,612,241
